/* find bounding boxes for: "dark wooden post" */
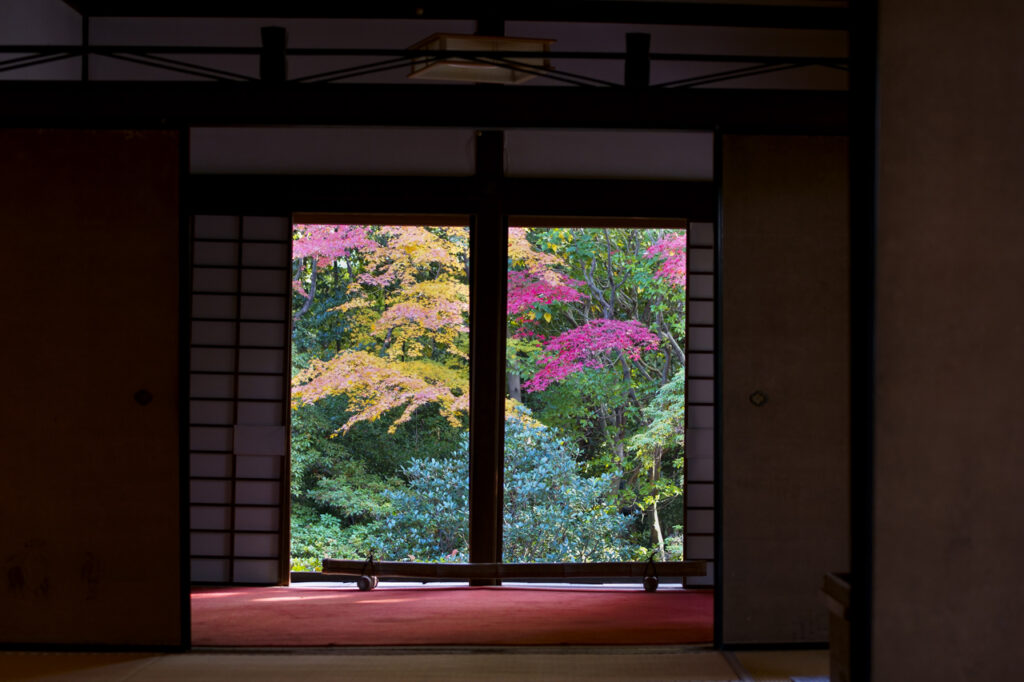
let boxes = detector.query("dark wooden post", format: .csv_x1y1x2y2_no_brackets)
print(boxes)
260,26,287,83
468,130,507,580
80,13,89,82
625,32,651,88
476,13,505,37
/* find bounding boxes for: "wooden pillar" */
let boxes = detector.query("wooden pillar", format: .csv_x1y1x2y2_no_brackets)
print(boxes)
259,26,287,83
468,130,507,577
625,33,651,88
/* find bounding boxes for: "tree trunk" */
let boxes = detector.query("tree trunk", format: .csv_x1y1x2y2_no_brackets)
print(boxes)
507,370,522,402
292,259,318,322
650,446,666,561
651,497,667,562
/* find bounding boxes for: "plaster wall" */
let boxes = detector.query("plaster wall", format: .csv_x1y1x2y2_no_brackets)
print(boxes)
190,126,713,180
873,1,1024,677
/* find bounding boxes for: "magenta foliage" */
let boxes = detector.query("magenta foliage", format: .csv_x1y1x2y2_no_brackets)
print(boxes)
644,232,688,286
507,269,587,315
292,224,379,265
523,318,659,392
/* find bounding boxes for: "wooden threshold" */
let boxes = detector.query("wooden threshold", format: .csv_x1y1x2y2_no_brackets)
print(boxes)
322,559,707,589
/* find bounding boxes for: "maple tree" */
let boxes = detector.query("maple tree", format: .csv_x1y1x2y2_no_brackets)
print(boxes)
289,222,688,567
506,227,688,559
291,224,470,435
523,318,660,392
289,223,472,569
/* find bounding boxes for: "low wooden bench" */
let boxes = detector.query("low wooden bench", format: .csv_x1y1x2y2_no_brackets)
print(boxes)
322,558,707,591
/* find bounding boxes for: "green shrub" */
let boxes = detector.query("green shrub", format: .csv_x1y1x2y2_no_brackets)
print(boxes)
370,408,639,563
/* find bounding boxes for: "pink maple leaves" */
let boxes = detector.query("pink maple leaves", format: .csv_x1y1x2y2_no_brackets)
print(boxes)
375,298,467,334
507,269,587,316
292,224,378,265
644,232,687,286
523,319,659,392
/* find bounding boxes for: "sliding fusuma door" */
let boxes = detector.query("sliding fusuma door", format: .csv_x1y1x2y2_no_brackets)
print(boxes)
0,129,184,646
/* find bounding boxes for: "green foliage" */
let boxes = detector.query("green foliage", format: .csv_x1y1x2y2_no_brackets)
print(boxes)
370,410,638,563
628,367,687,460
502,410,639,562
370,454,470,562
507,227,688,558
291,223,688,567
290,508,379,572
289,395,466,570
625,367,686,508
663,525,686,561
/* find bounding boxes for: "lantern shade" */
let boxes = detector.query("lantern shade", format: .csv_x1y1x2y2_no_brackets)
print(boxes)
408,33,555,84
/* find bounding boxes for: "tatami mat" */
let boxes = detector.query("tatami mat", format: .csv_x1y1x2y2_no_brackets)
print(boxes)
732,649,830,681
0,648,759,682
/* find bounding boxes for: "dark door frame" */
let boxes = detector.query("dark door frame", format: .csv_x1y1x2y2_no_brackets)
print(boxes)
187,140,717,591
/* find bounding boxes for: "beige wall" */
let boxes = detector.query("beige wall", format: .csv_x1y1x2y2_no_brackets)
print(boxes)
721,134,850,644
0,130,182,646
873,2,1024,678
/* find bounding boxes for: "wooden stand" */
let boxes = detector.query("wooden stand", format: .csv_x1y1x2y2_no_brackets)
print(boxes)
322,558,707,591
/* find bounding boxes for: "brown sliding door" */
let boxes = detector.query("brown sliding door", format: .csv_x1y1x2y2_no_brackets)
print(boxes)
0,129,184,646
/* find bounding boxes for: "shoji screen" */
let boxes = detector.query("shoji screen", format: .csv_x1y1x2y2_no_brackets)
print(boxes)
189,215,291,585
685,221,716,587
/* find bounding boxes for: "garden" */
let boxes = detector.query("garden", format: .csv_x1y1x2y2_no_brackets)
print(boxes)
289,223,687,570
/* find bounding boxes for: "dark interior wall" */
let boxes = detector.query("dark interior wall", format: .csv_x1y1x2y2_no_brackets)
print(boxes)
721,134,849,644
872,2,1024,677
0,129,182,646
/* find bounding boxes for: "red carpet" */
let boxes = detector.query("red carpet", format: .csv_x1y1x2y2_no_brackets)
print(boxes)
192,586,713,647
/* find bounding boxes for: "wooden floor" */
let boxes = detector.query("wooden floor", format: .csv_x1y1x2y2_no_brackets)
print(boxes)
0,647,828,681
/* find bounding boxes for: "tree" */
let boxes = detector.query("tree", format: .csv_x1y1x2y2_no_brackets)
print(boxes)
289,223,471,569
507,227,688,556
292,223,470,435
626,367,687,560
523,318,660,393
371,407,638,562
290,222,688,567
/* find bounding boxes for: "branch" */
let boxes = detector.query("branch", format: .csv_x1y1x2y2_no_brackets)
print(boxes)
657,311,686,363
618,354,646,405
632,355,657,383
583,257,610,315
602,231,624,315
292,259,318,322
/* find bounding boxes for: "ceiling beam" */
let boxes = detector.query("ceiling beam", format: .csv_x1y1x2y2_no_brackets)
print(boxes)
61,1,848,30
187,175,718,221
0,82,847,133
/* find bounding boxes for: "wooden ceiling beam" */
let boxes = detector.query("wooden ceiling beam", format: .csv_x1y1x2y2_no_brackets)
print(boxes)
62,1,848,30
0,82,848,133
